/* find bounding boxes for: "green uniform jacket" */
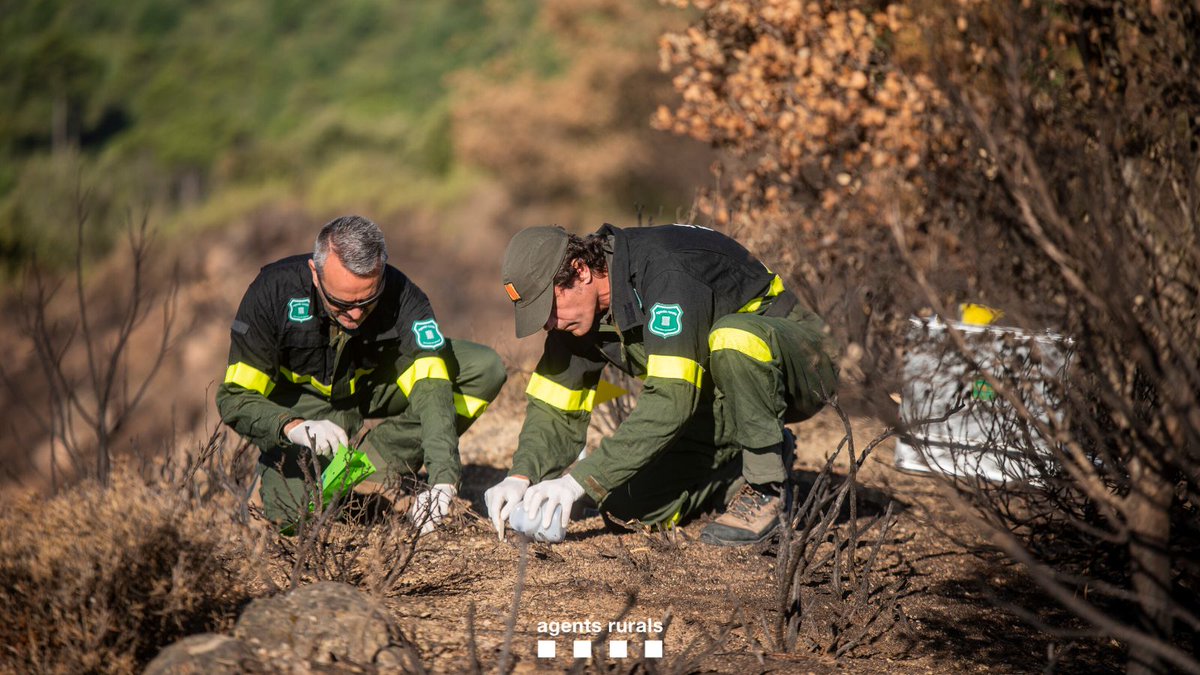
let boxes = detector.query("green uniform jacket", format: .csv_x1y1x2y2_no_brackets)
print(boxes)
511,224,797,501
215,254,459,484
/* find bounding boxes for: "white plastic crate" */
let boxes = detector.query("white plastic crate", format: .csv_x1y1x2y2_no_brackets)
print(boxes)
893,315,1070,483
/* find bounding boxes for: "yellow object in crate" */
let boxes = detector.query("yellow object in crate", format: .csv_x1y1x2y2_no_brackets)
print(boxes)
960,303,1003,326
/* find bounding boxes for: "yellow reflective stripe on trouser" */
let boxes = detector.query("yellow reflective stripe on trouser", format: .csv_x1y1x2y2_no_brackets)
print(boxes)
225,362,275,396
397,357,451,397
454,392,489,418
279,367,333,396
709,327,773,362
738,274,786,313
664,509,682,529
645,354,704,388
526,372,596,412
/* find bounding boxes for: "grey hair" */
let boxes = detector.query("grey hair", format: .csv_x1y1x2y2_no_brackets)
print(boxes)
313,215,388,276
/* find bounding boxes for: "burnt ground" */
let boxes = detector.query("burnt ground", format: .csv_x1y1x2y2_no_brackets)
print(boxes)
356,409,1123,674
0,206,1126,673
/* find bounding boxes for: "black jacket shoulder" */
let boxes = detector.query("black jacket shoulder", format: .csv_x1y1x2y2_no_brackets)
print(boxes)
601,224,774,331
245,254,430,343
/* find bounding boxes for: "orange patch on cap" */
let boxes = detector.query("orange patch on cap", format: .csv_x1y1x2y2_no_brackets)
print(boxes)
504,282,522,302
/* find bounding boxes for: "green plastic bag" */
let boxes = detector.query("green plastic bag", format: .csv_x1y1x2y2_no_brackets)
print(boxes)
280,444,376,535
321,443,377,503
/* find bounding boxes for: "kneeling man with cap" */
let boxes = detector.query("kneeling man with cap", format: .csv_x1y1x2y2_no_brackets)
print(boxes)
485,224,838,546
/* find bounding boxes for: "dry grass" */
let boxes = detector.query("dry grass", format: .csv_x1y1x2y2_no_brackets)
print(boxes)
0,463,266,674
0,410,1129,673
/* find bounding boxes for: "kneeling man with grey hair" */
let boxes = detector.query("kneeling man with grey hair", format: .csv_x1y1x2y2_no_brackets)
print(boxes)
217,215,506,532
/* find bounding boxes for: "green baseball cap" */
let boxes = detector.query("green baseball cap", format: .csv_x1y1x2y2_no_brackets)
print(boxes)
502,226,569,338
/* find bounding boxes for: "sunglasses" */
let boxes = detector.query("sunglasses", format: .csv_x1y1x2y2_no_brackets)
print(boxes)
316,274,385,312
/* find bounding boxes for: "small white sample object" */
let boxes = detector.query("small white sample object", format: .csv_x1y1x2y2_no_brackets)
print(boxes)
507,502,566,543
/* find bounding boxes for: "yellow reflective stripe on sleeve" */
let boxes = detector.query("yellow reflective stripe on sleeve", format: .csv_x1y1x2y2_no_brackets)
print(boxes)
645,354,704,388
709,327,773,362
738,274,786,313
396,357,451,397
593,379,628,406
225,362,275,396
279,367,332,396
526,372,596,412
453,392,489,419
348,368,374,396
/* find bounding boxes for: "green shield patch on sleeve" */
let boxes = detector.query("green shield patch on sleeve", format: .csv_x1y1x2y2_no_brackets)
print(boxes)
412,319,446,349
648,303,684,338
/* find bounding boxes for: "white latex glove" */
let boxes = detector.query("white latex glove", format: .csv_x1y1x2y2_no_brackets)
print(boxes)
484,476,530,540
285,419,348,457
522,474,585,530
408,483,457,534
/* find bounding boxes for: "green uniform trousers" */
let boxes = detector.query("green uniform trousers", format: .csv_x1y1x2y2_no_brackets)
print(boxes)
602,305,837,527
257,339,506,523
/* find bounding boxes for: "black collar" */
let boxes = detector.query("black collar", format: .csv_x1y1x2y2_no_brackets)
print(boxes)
598,224,644,331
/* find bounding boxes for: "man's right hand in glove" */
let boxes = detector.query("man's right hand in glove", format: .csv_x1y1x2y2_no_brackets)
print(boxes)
484,475,530,540
284,419,348,457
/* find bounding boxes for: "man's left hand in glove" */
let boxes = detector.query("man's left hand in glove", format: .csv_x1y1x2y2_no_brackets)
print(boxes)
408,483,458,534
521,474,585,530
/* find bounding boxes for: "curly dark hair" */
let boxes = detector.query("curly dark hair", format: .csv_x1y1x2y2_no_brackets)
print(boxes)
553,233,608,288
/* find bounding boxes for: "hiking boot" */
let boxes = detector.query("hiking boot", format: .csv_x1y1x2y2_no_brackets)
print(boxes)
700,483,782,546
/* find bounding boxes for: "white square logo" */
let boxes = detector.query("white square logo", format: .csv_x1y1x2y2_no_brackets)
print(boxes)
609,640,628,658
644,640,663,658
537,640,555,658
573,640,592,658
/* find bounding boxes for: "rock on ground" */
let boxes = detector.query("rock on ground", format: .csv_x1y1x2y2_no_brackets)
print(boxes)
229,578,388,662
149,582,407,673
233,581,394,666
144,633,263,674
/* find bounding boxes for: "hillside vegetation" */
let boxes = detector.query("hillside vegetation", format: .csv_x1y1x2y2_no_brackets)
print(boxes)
0,0,703,277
